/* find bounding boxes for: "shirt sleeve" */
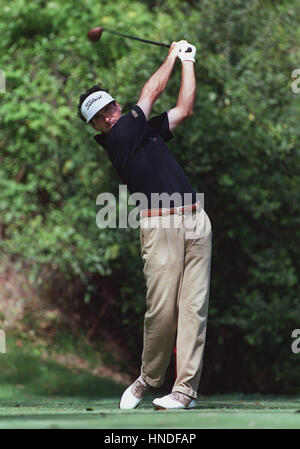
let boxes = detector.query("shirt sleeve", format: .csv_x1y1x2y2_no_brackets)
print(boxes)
148,111,173,142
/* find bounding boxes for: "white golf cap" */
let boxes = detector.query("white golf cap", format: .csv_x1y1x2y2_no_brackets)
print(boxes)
81,90,115,122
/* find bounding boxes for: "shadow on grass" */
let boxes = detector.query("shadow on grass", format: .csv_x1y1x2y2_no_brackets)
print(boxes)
0,349,125,399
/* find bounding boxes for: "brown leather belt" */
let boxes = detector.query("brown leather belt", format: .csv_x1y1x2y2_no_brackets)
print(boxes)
141,202,200,218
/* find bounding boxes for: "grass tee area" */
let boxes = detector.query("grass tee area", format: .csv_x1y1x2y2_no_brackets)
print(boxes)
1,386,300,429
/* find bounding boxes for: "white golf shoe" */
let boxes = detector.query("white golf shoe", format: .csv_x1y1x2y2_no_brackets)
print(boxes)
119,377,149,409
152,392,195,410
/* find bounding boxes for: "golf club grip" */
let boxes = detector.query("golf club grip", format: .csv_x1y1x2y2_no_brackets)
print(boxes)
166,45,193,52
169,45,193,52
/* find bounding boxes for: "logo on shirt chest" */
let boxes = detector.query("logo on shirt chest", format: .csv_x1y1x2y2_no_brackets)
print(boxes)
131,109,139,118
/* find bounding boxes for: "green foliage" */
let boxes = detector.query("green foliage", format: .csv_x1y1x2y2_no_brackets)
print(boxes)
1,0,300,393
0,333,124,397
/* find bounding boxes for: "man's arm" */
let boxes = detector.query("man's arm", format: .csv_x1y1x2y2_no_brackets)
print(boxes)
167,57,196,133
137,41,187,120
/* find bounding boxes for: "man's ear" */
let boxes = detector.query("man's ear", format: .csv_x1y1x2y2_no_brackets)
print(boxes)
89,120,96,130
115,102,122,112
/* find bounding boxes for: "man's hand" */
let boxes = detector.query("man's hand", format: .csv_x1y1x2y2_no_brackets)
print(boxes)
178,42,196,63
167,40,188,61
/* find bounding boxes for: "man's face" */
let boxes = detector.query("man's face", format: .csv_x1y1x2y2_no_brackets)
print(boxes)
89,101,122,133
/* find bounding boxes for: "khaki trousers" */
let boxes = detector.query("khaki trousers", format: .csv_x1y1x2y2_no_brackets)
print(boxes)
139,207,212,399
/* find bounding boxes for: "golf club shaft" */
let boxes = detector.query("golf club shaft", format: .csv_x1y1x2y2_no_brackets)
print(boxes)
102,27,171,48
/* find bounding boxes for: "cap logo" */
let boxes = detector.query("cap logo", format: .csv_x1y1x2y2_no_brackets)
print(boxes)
85,95,103,111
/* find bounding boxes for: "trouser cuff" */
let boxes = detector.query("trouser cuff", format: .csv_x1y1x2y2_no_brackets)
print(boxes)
172,385,197,399
141,370,163,389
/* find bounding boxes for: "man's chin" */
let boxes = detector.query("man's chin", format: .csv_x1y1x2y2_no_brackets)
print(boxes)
101,119,119,133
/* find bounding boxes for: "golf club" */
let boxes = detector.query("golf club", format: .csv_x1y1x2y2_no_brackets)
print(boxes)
87,26,192,52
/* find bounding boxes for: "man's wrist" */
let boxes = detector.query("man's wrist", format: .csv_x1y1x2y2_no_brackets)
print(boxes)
166,53,177,64
181,60,195,64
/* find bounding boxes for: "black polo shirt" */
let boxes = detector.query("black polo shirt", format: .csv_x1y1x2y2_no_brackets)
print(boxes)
94,105,197,209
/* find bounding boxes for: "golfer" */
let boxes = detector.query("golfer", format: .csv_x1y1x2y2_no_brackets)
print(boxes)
78,41,212,409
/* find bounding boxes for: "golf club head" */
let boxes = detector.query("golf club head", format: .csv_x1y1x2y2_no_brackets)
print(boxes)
87,27,103,42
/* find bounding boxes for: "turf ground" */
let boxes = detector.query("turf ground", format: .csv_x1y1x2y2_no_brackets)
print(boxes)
0,386,300,429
